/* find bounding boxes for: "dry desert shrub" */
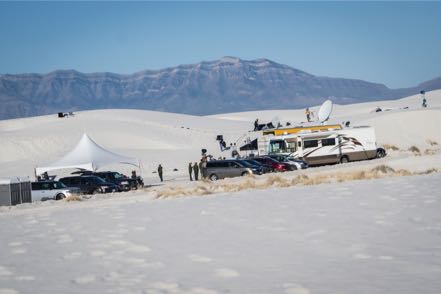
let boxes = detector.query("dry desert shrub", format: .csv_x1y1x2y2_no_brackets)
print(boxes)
395,169,412,176
370,165,396,174
155,164,436,199
291,174,310,185
426,139,438,146
383,144,400,151
263,174,291,188
424,149,438,155
408,146,421,154
66,195,82,202
417,168,439,175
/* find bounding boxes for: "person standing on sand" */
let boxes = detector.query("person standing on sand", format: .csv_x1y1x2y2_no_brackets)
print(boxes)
193,162,199,181
157,164,163,182
305,108,311,122
188,162,193,181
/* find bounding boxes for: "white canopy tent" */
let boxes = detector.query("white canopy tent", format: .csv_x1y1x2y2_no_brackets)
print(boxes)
35,133,140,175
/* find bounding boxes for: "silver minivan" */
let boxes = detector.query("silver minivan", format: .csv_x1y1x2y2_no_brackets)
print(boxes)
205,160,262,181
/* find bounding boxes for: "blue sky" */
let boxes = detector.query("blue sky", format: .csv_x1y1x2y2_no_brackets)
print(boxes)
0,1,440,88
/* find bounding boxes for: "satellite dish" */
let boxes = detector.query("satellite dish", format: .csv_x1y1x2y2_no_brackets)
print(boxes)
318,100,333,123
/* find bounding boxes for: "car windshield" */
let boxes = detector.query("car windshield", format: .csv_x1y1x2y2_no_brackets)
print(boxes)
287,157,299,162
265,157,279,163
52,181,67,189
113,173,123,179
246,160,262,166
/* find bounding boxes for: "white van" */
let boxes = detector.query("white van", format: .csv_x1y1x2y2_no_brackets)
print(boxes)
31,181,80,201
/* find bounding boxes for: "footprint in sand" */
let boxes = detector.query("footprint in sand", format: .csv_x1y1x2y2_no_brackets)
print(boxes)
90,250,106,257
378,256,394,260
122,258,146,265
125,244,151,254
214,268,240,278
0,289,19,294
15,275,35,281
11,248,27,255
283,284,311,294
353,253,371,260
56,234,73,244
72,274,96,284
133,226,146,232
109,240,128,246
63,252,83,260
149,282,180,292
8,242,23,247
187,288,218,294
0,266,12,276
188,254,212,263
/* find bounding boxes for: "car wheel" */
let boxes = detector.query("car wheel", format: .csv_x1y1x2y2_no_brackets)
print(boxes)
209,174,218,181
241,171,250,177
340,156,349,164
92,188,101,194
376,148,386,158
55,193,66,200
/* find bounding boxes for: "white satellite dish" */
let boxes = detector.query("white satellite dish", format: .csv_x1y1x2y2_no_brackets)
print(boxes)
318,100,333,123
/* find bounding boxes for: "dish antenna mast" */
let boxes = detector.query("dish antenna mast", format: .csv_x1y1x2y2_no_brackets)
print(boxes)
317,100,333,124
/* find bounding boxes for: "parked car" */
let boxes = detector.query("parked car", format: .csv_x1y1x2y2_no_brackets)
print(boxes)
72,171,141,191
59,176,118,194
253,157,291,172
267,154,308,170
206,159,262,181
31,181,80,201
242,159,272,174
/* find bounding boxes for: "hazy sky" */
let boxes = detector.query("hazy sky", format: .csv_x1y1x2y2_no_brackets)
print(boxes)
1,1,440,88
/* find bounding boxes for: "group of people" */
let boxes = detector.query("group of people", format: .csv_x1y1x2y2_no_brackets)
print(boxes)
188,162,200,181
188,155,209,181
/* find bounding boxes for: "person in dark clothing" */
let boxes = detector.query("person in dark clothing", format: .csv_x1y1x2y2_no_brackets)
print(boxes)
305,108,311,122
188,162,193,181
254,119,259,131
157,164,163,182
193,162,199,181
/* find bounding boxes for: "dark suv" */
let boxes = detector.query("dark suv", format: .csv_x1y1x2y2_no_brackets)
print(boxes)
59,176,118,194
74,171,140,191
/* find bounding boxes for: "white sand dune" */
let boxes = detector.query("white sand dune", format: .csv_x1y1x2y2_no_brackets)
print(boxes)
1,90,441,293
1,90,440,179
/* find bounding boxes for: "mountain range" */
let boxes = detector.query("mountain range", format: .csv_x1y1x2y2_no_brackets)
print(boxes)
1,56,440,120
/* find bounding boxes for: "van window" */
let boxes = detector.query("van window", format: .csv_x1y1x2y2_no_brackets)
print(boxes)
303,140,318,148
70,177,80,185
269,140,286,153
218,161,229,168
228,162,240,168
207,161,228,168
31,182,41,190
322,138,336,146
286,142,297,153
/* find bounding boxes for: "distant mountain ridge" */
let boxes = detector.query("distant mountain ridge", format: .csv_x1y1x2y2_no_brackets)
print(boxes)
0,56,440,120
